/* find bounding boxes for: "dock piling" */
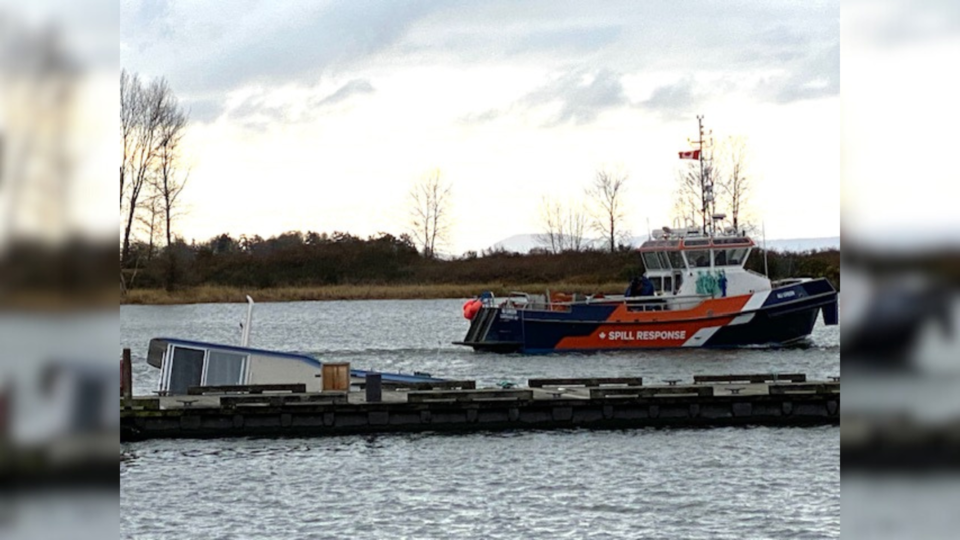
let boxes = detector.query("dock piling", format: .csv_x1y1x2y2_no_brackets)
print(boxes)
121,348,133,408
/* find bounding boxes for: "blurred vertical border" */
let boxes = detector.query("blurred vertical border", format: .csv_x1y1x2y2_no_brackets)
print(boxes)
0,0,117,538
842,0,960,538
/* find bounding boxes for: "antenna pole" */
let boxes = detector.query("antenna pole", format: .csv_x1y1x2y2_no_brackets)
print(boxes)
241,295,254,346
698,115,706,235
693,115,716,238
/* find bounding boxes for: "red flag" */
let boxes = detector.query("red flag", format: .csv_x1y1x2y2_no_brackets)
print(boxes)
678,150,700,160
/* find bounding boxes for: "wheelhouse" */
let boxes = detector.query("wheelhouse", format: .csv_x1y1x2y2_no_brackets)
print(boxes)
637,231,756,295
639,236,754,270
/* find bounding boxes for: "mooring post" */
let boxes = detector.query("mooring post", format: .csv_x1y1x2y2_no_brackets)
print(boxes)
121,348,133,408
366,372,382,403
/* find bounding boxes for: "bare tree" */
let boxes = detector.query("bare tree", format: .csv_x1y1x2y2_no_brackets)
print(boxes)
408,169,452,258
536,197,588,253
120,75,188,268
121,76,163,265
135,192,163,262
587,168,629,252
714,136,753,234
152,90,189,248
120,69,140,210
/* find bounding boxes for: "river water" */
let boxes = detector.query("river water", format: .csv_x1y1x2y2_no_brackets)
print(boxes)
120,299,840,539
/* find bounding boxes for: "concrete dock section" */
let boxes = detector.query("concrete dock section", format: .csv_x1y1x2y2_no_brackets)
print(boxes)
121,374,839,442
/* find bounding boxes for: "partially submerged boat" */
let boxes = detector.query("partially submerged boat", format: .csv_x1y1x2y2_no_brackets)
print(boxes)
455,119,838,354
146,337,446,395
146,297,445,395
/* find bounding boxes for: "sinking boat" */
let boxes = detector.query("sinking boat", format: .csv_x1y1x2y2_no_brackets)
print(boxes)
455,119,838,354
146,297,446,395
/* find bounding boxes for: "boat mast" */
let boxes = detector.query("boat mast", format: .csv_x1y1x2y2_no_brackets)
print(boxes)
689,115,715,238
698,115,707,235
697,115,716,238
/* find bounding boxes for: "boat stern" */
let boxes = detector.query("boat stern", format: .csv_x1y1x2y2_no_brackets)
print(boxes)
453,305,524,353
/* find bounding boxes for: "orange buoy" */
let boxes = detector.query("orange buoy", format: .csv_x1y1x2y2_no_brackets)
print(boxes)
463,299,482,320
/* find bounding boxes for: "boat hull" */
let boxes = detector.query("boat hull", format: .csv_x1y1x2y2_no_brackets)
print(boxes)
454,278,838,353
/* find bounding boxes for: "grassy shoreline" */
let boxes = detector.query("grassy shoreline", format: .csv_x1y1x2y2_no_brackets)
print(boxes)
121,282,628,305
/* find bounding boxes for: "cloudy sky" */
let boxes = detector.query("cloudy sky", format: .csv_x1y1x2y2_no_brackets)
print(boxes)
120,0,839,254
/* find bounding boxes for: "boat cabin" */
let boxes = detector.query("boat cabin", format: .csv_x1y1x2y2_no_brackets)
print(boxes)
637,227,770,297
146,337,449,396
147,338,326,395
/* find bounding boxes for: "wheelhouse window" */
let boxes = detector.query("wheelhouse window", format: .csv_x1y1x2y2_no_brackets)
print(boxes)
685,250,712,268
713,249,728,266
728,248,749,266
712,248,750,266
642,252,662,270
667,251,685,269
657,251,672,269
652,275,673,294
713,237,750,245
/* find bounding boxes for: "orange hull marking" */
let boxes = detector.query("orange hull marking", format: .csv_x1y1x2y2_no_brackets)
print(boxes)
555,317,737,350
603,294,752,323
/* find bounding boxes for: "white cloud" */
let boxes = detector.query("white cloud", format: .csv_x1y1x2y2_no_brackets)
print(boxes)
121,1,840,253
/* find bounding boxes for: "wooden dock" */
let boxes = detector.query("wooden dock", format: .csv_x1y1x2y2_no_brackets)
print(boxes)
121,374,839,442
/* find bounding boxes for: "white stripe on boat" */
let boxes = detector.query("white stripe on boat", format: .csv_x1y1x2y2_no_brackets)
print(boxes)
682,326,721,347
740,290,771,313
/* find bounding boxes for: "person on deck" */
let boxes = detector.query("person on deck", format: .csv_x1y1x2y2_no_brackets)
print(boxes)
624,276,641,297
639,275,655,296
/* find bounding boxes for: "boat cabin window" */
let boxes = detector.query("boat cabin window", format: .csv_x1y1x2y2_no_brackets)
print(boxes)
712,248,750,266
167,346,205,395
651,276,673,294
642,252,662,270
667,250,685,269
713,237,750,245
204,351,248,386
728,248,749,265
685,250,712,268
643,250,683,271
657,251,672,269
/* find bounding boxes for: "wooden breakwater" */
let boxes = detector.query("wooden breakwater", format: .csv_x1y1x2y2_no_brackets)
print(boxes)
121,373,839,442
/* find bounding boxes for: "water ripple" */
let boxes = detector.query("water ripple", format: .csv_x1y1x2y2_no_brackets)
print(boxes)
121,300,839,538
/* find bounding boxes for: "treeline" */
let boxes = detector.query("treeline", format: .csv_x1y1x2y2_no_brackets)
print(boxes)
122,231,840,292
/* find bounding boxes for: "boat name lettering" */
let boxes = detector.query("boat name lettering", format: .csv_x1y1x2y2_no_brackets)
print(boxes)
603,330,687,341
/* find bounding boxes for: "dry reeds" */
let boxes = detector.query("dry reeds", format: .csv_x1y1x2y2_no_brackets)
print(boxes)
121,282,627,305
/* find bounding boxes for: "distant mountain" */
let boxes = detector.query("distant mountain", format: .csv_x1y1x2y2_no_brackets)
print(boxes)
486,234,839,254
485,234,647,253
762,237,840,252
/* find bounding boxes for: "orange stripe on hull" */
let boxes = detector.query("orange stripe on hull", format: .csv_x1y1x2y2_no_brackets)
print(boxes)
604,294,752,323
555,317,737,350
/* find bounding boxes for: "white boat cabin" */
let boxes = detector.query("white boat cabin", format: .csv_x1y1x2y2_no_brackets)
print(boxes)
147,337,324,395
637,226,771,298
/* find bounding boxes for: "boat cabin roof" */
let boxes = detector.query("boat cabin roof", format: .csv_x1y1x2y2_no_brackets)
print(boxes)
638,236,754,252
147,337,449,384
147,337,321,369
637,233,755,272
